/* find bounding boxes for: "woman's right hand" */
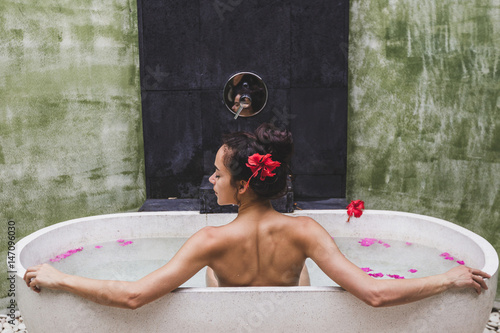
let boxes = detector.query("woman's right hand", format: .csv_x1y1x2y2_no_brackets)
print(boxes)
23,264,67,293
444,265,490,294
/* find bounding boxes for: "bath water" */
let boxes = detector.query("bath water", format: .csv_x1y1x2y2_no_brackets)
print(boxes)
305,237,464,286
47,237,464,287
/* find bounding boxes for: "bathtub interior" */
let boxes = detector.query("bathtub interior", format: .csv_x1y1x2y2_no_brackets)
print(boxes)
18,212,231,271
17,210,496,282
306,210,489,271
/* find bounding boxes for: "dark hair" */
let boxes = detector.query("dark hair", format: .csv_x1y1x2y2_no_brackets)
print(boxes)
222,123,293,199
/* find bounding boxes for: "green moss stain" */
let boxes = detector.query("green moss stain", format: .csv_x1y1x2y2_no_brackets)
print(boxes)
370,147,392,190
53,175,72,185
72,25,96,45
490,124,500,153
0,146,4,164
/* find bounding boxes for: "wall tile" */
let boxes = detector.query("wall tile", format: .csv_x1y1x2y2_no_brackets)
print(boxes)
291,0,348,88
291,87,347,175
142,91,203,197
140,0,201,90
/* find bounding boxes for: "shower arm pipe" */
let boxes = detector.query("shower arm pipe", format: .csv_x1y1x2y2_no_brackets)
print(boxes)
234,94,252,119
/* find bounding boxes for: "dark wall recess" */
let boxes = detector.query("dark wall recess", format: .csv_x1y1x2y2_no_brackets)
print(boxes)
137,0,349,201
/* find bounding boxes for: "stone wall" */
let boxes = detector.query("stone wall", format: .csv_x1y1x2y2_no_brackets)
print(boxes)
347,0,500,298
0,0,145,303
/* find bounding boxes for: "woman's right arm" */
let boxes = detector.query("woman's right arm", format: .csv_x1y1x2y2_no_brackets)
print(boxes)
24,265,139,308
24,226,221,309
299,217,490,307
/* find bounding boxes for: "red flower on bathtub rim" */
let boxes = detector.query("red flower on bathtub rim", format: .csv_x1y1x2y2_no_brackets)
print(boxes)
347,200,365,222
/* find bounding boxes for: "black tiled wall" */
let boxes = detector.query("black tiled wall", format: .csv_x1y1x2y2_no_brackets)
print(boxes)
138,0,349,199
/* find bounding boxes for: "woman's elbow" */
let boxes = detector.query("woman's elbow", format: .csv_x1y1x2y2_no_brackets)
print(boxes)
364,296,384,308
124,289,145,310
125,297,145,310
125,299,142,310
360,285,385,308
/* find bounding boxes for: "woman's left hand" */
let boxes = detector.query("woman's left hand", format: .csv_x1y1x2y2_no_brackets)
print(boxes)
444,265,491,294
23,264,66,293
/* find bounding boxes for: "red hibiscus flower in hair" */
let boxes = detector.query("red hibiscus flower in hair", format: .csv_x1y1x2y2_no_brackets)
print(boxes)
246,153,281,181
346,200,364,222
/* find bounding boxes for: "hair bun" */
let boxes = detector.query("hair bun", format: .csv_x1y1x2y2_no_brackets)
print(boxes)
221,123,293,199
254,123,293,163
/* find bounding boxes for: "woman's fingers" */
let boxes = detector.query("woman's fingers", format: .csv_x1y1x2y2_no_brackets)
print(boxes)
472,271,488,291
447,266,490,293
23,265,44,292
466,268,489,294
24,270,34,287
29,278,41,293
472,269,491,279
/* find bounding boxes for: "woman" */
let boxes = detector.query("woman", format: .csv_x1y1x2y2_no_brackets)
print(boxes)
24,123,490,309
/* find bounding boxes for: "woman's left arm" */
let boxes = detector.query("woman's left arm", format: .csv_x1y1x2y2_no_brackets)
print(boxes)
24,226,220,309
300,217,491,307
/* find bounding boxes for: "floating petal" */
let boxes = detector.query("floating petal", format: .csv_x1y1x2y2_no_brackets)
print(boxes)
369,272,384,278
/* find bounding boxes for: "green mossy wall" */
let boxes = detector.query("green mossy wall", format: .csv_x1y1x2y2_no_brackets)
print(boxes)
0,0,145,302
348,0,500,298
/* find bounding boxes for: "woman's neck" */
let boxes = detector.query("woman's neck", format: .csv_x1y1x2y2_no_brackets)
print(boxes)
237,197,275,217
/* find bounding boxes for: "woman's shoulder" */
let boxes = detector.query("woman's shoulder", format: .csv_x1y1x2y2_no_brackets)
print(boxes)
280,215,333,251
276,214,323,237
282,214,318,226
197,220,248,244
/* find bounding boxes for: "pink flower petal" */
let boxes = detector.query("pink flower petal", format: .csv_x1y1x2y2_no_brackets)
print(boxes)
408,269,418,273
359,238,377,247
49,247,84,262
440,252,450,257
369,272,384,278
445,256,454,260
95,245,102,249
457,260,465,265
361,267,373,272
117,239,125,243
406,242,412,246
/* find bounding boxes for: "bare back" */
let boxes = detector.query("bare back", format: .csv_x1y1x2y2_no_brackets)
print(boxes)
207,210,310,287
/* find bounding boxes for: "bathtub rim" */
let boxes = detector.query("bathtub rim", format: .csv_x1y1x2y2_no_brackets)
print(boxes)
13,209,499,290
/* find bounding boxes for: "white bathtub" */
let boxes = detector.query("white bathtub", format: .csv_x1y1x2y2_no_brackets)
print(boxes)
14,210,498,332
